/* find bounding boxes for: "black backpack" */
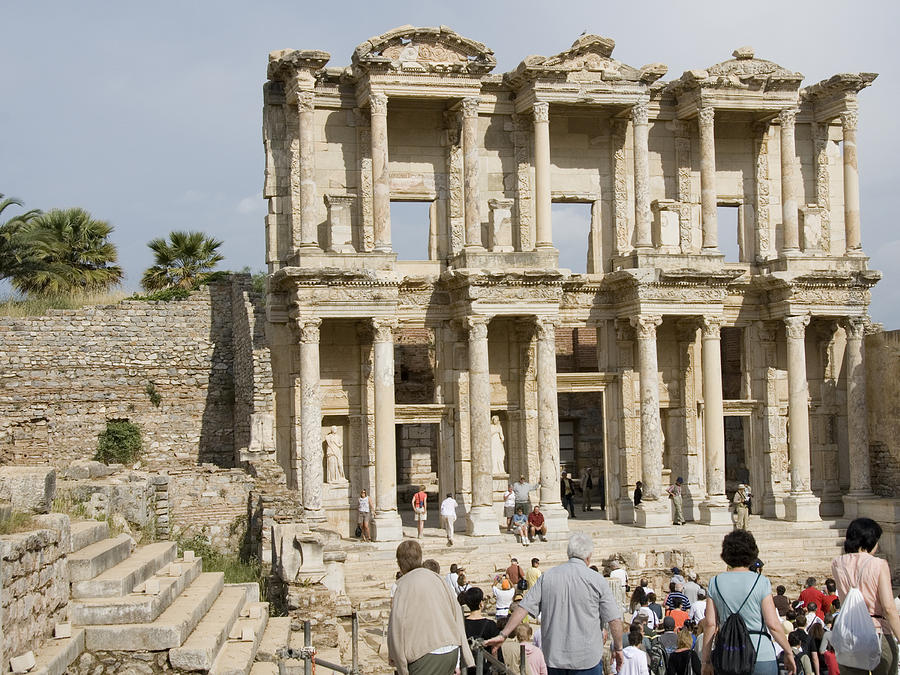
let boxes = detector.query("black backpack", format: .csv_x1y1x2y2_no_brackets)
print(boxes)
710,574,762,675
647,636,669,675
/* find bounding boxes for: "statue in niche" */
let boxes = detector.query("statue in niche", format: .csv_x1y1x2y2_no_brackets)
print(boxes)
491,415,506,475
324,426,346,483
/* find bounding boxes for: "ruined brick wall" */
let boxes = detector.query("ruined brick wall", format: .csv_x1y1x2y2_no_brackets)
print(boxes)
866,329,900,496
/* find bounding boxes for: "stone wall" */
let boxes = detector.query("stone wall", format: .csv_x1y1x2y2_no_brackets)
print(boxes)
866,329,900,496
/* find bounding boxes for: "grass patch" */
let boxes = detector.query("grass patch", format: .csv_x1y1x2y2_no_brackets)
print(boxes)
0,291,127,316
0,511,36,535
176,532,273,606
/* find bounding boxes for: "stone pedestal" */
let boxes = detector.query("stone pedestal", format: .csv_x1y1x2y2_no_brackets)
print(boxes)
324,194,356,253
699,498,733,526
467,505,500,536
488,198,514,252
635,500,672,528
842,492,878,520
784,493,821,522
373,512,404,541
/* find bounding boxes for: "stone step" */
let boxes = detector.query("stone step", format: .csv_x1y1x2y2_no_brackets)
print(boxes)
169,585,250,671
70,557,202,625
72,541,178,598
208,602,269,675
250,663,279,675
30,628,85,675
256,616,292,662
70,521,109,553
83,572,224,651
68,533,134,582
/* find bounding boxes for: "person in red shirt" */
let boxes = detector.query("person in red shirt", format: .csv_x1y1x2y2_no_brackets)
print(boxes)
821,578,838,614
667,598,690,629
527,506,547,542
506,557,525,587
411,486,428,539
798,577,825,619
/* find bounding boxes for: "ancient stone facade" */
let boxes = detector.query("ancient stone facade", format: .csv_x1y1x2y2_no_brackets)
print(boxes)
262,26,881,536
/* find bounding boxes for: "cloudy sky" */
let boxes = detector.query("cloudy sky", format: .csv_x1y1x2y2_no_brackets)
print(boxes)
2,1,897,325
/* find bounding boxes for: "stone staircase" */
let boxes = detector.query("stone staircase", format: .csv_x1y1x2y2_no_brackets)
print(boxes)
28,520,293,675
343,515,848,628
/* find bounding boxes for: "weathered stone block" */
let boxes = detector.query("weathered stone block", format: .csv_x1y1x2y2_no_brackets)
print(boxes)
0,467,56,514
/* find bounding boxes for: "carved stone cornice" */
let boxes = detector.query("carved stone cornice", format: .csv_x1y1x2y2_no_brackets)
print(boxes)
372,317,397,343
784,314,810,341
533,101,549,124
630,314,662,340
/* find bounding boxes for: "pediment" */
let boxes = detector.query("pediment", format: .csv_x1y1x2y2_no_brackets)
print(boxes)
352,25,496,75
673,47,803,94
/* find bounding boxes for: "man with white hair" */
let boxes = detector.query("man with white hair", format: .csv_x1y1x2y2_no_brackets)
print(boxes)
484,531,625,675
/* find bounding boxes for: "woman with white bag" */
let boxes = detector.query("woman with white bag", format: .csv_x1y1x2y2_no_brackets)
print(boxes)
830,517,900,675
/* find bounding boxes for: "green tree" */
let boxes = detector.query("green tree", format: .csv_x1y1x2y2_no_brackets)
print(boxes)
141,230,224,291
0,194,41,280
11,207,123,296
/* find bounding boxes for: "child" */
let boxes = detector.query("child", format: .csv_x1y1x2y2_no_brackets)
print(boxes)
618,628,650,675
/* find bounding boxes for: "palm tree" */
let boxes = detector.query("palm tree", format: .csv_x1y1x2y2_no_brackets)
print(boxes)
0,194,41,280
141,231,225,291
11,207,123,296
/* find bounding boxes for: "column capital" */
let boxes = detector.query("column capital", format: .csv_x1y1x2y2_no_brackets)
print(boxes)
534,316,558,341
296,90,315,113
632,98,650,126
372,317,398,343
370,92,388,116
461,96,480,119
630,314,663,340
700,316,723,339
466,315,490,341
784,314,810,340
698,106,715,126
840,316,867,339
840,109,859,132
533,101,549,124
295,317,322,344
777,107,798,130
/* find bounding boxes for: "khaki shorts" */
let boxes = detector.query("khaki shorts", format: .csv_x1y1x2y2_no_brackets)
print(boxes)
504,505,515,518
414,507,426,521
357,511,370,525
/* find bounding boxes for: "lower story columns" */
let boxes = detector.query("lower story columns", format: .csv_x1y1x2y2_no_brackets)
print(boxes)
372,318,403,540
536,317,569,534
467,316,498,536
297,318,325,522
698,317,732,525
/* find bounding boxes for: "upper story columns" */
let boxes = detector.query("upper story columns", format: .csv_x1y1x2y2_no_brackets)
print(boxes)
632,99,653,250
462,97,484,250
841,111,862,252
697,106,718,251
370,93,392,253
532,102,553,249
778,107,801,252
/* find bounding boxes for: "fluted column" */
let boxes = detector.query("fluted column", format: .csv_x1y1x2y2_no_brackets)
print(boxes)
462,97,483,250
842,318,871,494
372,318,402,540
633,99,653,249
297,317,325,520
533,102,553,249
535,317,569,532
699,317,731,524
779,108,801,252
296,91,318,249
841,111,862,253
370,93,391,253
698,106,719,251
631,315,669,527
783,315,820,521
467,315,497,535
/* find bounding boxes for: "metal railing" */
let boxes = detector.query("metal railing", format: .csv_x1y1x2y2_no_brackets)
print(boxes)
471,639,528,675
278,613,360,675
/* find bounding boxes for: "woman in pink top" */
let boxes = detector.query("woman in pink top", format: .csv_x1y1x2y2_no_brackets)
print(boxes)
831,517,900,675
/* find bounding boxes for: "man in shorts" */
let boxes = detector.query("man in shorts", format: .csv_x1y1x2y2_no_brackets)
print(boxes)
412,485,427,539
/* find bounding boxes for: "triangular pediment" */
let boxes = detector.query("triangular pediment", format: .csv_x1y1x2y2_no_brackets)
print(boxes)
352,25,496,75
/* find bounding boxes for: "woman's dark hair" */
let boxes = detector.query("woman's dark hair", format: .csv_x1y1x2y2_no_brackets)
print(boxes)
844,517,882,553
628,628,643,647
459,586,484,611
809,623,825,641
720,529,759,568
647,592,657,603
629,586,647,611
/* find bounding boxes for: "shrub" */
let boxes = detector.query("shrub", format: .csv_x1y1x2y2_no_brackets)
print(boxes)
94,419,142,465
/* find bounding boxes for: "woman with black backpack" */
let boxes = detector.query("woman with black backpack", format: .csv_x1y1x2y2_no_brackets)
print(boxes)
701,530,795,675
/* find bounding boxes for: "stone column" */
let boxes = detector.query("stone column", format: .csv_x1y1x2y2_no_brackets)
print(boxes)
370,93,391,253
841,111,862,253
467,316,497,535
462,97,484,250
631,315,669,527
633,99,653,249
533,102,553,249
783,315,821,521
297,91,318,249
372,318,402,540
297,318,325,521
779,108,801,252
536,317,569,534
841,317,872,516
698,317,731,524
698,106,719,251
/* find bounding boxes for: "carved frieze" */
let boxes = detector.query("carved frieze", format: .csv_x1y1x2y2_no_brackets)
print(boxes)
753,125,771,259
610,119,629,255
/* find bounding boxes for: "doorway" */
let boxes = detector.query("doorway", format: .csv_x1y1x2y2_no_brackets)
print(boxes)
724,416,750,495
558,391,606,513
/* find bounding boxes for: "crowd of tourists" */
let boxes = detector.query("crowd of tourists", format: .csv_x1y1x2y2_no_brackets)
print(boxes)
386,517,900,675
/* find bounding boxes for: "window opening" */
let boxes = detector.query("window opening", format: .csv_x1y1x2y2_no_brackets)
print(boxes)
390,200,433,261
717,205,741,262
551,202,592,274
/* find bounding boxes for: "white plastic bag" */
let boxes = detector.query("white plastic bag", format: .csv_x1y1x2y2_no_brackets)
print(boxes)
829,585,881,671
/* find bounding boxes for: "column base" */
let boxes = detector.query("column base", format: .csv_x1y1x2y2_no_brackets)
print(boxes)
635,500,672,528
842,491,876,520
373,511,403,542
538,503,570,540
699,498,733,526
762,494,786,519
783,493,821,522
467,505,500,537
304,508,327,523
616,497,636,525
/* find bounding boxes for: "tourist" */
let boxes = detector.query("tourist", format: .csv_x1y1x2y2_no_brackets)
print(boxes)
440,492,458,547
804,602,824,630
733,483,751,530
640,578,656,598
822,578,838,614
387,540,473,675
634,481,643,508
689,589,707,624
670,566,687,586
501,624,548,675
665,582,691,612
666,477,686,525
799,577,825,618
412,485,428,539
701,529,794,675
580,466,594,512
806,623,829,675
619,629,650,675
504,485,517,531
512,507,530,546
658,616,679,653
788,630,813,675
610,560,629,594
630,586,647,614
668,627,701,675
358,489,374,542
513,474,540,514
459,587,501,675
423,559,440,574
446,563,463,595
830,517,900,675
669,599,690,630
493,577,515,619
647,592,663,622
636,592,659,631
506,557,526,588
528,505,548,542
526,558,542,590
457,573,471,594
561,471,577,518
774,585,793,617
683,571,702,605
485,531,626,675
